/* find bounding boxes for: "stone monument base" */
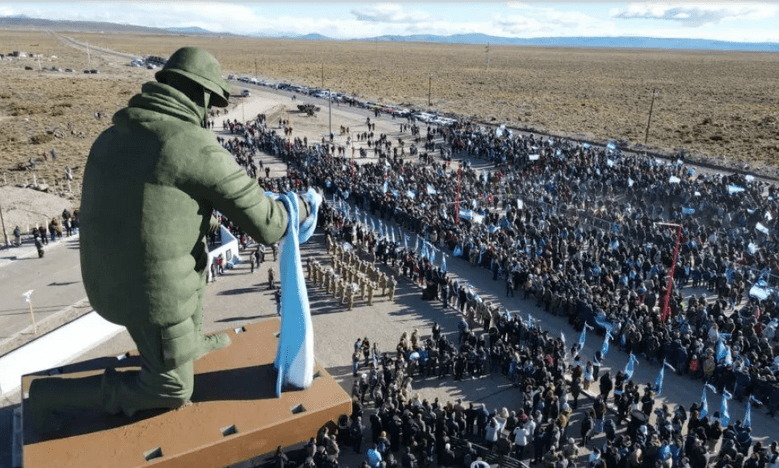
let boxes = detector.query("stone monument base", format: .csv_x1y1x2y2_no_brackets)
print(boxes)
22,318,351,468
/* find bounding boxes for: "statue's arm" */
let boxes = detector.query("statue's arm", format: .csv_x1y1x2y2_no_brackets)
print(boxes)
183,145,310,245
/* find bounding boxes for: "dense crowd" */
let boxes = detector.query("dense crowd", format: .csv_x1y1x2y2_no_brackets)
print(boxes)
217,110,779,413
210,110,779,467
264,320,779,468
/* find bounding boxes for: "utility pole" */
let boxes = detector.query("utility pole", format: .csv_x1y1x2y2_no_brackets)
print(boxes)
86,41,91,69
321,63,324,89
254,58,258,80
454,163,463,222
328,89,332,138
0,202,9,249
428,74,432,107
644,88,659,144
656,222,682,323
485,43,490,69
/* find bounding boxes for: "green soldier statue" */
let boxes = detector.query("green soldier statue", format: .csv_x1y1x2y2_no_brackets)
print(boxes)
28,46,319,432
359,277,367,300
379,273,388,296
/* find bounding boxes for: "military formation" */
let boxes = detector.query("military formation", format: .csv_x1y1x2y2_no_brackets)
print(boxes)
306,236,398,310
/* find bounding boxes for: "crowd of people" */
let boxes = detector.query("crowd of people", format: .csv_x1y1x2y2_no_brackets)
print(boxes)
262,319,779,468
209,106,779,467
217,107,778,409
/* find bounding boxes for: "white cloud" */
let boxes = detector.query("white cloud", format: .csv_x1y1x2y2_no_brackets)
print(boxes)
351,3,434,23
495,5,616,37
611,2,777,27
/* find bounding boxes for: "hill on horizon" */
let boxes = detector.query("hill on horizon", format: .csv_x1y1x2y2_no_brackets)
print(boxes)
1,15,778,52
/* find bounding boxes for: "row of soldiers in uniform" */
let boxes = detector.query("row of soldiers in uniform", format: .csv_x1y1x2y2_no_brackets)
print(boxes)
307,256,397,309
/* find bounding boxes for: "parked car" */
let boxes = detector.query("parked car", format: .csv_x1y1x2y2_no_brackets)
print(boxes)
241,89,251,97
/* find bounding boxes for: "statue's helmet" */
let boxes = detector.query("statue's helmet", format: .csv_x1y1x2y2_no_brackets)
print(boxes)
155,47,231,107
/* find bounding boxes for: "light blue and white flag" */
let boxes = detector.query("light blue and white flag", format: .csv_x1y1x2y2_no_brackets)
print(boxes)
421,241,428,259
404,234,409,250
728,184,745,194
428,244,437,264
441,254,447,273
370,218,376,234
560,330,567,360
578,322,594,348
415,235,420,253
526,314,533,329
744,396,762,428
655,361,676,396
624,353,639,380
700,383,717,418
601,330,614,357
720,390,732,426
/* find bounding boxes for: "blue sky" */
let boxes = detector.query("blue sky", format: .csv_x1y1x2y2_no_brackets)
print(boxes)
2,2,778,43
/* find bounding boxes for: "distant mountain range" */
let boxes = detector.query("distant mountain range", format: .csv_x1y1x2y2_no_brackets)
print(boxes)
357,33,779,52
2,15,778,52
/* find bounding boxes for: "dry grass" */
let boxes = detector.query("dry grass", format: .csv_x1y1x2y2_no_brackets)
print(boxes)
2,29,778,196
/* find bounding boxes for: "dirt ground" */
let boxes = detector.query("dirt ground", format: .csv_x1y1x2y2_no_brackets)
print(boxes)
1,29,778,232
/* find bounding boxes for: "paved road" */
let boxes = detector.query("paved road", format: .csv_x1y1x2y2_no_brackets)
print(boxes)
0,235,86,343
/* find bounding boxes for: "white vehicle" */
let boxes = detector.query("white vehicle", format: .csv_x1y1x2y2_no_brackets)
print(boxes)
241,89,251,97
416,112,435,123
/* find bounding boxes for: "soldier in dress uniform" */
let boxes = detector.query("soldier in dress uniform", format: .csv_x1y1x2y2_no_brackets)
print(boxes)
367,281,375,305
388,275,398,301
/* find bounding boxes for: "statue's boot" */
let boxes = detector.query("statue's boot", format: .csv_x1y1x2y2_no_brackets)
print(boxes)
192,287,232,359
28,374,105,434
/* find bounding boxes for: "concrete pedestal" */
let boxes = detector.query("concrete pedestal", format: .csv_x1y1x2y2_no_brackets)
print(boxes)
21,318,351,468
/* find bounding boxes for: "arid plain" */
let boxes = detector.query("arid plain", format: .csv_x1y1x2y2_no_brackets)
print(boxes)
1,28,778,198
